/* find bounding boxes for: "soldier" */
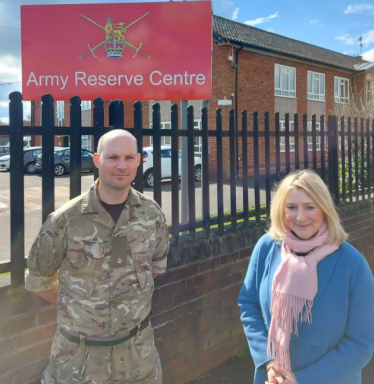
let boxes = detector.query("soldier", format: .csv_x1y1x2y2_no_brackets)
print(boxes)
25,129,170,383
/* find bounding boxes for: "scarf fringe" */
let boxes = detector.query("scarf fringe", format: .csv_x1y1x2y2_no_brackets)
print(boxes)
267,337,292,372
270,290,314,336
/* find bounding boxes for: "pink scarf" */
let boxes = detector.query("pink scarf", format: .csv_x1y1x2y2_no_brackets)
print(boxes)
267,222,338,372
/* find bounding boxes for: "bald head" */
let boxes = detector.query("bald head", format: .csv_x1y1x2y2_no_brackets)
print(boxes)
97,129,138,157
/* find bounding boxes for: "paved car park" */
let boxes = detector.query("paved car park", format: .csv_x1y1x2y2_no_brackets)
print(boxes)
0,170,266,263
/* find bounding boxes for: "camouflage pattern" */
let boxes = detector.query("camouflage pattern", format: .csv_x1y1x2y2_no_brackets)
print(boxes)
41,325,162,383
26,181,169,383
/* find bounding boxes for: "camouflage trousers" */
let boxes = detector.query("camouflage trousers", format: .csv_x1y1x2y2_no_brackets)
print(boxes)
41,325,162,384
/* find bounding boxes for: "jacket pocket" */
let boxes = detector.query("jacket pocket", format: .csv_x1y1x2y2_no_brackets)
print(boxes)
130,241,154,289
64,240,107,297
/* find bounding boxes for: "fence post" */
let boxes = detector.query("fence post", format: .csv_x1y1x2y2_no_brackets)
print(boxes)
327,115,340,204
109,100,124,128
171,104,179,244
93,97,104,181
229,109,237,232
9,91,25,285
152,103,162,206
133,101,143,193
216,109,224,235
187,105,196,241
201,106,210,238
70,96,82,199
41,94,55,223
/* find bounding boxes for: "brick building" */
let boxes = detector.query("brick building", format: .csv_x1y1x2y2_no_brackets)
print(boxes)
30,15,374,177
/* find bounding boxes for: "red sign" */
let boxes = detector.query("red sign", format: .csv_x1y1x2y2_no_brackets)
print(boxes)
21,1,212,101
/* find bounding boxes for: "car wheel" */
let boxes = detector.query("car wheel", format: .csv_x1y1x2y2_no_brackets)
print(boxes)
54,164,66,176
144,169,154,188
25,162,37,174
195,165,202,182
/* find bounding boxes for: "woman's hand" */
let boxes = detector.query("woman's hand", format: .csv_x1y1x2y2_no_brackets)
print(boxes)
266,362,286,383
266,363,297,384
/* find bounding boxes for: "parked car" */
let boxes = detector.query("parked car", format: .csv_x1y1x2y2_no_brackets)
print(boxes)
0,146,42,173
0,155,10,171
35,148,94,176
142,146,202,188
0,146,10,156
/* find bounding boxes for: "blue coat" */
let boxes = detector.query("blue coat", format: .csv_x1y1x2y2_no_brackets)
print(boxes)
238,234,374,384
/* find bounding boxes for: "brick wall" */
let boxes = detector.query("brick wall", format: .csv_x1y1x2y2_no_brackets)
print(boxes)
1,199,374,384
29,44,367,180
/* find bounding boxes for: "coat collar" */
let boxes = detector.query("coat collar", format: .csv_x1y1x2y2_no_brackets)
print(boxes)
79,179,142,229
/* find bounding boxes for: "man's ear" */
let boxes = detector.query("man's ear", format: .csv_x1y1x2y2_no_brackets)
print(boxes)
136,153,141,166
93,153,100,168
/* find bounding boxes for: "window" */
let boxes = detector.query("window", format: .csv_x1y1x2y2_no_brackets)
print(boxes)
307,71,325,101
275,64,296,98
56,101,64,126
367,80,372,102
307,121,321,151
81,135,92,151
149,120,202,153
149,122,171,146
82,149,93,157
81,101,91,111
31,149,42,157
334,77,349,103
160,149,172,158
193,120,202,153
279,120,295,152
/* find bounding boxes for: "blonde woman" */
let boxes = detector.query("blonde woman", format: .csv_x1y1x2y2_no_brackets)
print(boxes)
238,170,374,384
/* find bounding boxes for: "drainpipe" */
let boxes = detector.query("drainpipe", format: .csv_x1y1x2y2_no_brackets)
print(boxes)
234,45,243,177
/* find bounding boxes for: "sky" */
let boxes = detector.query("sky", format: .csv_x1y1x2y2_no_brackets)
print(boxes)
1,0,374,124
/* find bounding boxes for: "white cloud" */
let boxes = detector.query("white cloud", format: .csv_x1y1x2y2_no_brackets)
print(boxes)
335,33,357,45
232,7,239,20
362,30,374,45
266,28,275,33
0,59,22,84
363,47,374,61
335,30,374,47
308,19,325,27
213,1,239,21
245,11,279,27
344,4,374,15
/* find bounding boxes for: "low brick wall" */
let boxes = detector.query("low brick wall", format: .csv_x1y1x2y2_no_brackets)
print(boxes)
1,200,373,384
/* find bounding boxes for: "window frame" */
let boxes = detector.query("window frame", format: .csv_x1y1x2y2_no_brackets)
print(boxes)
275,64,296,98
307,121,321,151
334,76,349,104
307,71,325,101
149,121,172,146
149,120,202,153
367,80,372,102
56,101,64,127
279,120,295,152
81,101,92,111
193,119,202,154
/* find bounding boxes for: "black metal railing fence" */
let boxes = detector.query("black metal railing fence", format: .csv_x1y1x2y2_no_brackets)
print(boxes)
1,91,374,287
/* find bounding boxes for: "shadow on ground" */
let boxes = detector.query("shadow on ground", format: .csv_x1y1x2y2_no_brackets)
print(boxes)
189,351,374,384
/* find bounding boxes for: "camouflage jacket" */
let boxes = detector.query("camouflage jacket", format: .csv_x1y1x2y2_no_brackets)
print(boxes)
26,182,169,336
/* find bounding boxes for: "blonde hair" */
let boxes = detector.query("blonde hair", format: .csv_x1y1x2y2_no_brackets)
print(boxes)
268,170,347,245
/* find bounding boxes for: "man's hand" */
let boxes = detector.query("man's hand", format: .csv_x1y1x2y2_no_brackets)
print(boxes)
36,283,58,304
